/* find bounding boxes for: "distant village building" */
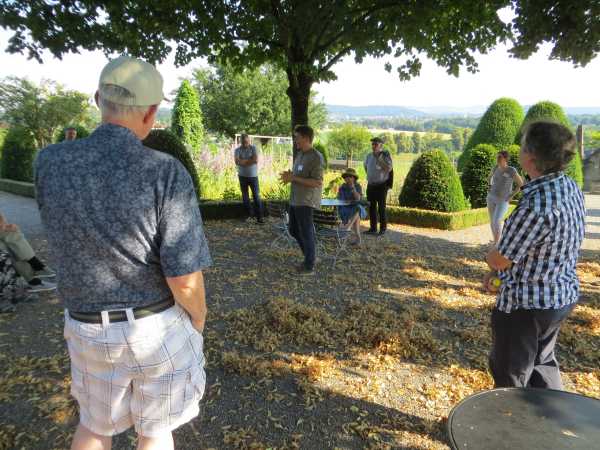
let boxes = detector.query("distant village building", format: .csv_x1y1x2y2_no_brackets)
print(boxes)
584,149,600,193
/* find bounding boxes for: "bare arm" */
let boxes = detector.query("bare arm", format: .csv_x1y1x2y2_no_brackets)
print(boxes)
166,270,207,332
486,248,512,271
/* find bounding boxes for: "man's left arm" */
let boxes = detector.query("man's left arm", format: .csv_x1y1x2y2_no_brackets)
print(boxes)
377,152,393,172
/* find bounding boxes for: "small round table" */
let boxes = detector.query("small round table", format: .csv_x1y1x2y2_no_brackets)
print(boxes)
448,388,600,450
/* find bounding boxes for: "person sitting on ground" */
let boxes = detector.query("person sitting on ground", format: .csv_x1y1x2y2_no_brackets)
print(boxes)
486,120,586,390
487,150,524,244
337,168,366,245
0,213,56,293
0,250,30,313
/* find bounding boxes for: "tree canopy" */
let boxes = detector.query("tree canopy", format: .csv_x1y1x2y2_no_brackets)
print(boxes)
194,62,326,138
326,124,372,164
0,77,90,148
1,1,597,135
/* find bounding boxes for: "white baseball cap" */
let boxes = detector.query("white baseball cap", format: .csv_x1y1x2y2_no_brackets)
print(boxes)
98,55,166,106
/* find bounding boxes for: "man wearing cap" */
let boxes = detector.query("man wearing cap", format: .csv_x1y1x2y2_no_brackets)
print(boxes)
363,137,393,236
35,56,211,450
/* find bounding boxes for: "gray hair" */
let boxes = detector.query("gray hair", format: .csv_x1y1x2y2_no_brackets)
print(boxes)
97,84,151,119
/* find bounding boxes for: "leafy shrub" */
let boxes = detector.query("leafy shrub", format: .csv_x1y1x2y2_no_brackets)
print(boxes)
399,150,468,212
517,101,583,187
171,79,204,152
458,98,524,171
1,127,37,182
506,144,522,175
387,205,515,230
142,129,201,197
461,144,498,208
0,128,7,163
565,151,584,188
313,141,329,168
55,125,90,142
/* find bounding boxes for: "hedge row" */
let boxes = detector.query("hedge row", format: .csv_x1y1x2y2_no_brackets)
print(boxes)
386,204,515,230
0,178,36,198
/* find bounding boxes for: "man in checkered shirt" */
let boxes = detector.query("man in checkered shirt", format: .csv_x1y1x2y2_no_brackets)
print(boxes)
486,121,586,389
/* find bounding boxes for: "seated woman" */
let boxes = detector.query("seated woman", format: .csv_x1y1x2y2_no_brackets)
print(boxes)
337,168,367,245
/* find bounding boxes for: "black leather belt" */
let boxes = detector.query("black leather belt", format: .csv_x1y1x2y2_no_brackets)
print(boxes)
69,298,175,324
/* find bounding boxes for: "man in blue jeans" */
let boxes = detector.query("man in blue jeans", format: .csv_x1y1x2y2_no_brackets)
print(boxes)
234,134,264,223
280,125,324,274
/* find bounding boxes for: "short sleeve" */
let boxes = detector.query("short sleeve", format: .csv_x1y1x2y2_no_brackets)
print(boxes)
159,162,212,277
498,203,548,264
308,154,324,181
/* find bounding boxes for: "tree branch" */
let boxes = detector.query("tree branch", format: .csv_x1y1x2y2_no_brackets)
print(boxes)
319,45,353,74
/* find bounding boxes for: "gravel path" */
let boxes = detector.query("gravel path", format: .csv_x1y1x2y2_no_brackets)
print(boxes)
0,191,598,450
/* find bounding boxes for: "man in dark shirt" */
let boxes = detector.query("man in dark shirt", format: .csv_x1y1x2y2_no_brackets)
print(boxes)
35,56,211,450
486,121,585,390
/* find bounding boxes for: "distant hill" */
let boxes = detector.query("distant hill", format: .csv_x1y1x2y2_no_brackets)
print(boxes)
327,104,600,118
327,105,427,118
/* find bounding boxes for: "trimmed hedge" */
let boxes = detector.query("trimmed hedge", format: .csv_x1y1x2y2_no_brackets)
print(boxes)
399,150,468,212
506,144,522,175
55,125,90,142
387,204,515,230
199,200,288,221
142,129,202,197
0,127,37,182
0,178,35,198
461,144,498,208
459,97,524,171
171,79,204,152
565,151,584,189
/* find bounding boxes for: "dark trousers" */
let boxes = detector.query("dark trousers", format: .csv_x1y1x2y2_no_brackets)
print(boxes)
238,176,263,219
489,304,575,390
366,183,389,232
288,205,316,270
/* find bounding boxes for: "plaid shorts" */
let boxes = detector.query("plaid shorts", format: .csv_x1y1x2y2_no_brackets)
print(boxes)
64,303,206,437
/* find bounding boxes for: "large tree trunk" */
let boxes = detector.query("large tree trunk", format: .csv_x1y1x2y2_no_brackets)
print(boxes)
286,68,313,159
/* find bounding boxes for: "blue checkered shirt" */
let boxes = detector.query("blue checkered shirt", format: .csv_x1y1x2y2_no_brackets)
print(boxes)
497,172,586,313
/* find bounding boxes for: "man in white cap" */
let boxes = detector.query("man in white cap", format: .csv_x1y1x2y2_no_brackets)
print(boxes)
35,55,211,450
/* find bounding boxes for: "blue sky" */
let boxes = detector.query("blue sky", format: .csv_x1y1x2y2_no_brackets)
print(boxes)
1,29,598,108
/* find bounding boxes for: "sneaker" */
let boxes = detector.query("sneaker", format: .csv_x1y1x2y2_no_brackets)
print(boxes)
362,229,377,235
378,229,387,236
297,266,315,275
27,278,57,293
34,266,56,278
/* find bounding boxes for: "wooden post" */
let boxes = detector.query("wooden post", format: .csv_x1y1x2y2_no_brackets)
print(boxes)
577,125,584,160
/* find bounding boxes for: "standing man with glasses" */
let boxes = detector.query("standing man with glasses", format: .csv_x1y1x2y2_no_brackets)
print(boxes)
234,133,264,223
364,137,393,236
35,55,211,450
486,121,586,390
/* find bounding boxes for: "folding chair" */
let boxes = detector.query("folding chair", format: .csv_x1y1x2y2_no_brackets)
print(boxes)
313,208,353,268
266,201,295,248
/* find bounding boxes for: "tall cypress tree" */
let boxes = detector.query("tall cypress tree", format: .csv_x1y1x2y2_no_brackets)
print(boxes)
171,79,204,152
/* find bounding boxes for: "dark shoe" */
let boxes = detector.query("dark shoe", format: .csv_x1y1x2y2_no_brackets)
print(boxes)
378,229,386,236
296,264,315,275
27,278,57,293
34,266,56,278
257,217,265,224
362,229,377,235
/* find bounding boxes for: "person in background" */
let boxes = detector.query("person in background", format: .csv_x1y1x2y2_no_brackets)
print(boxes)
364,137,392,236
337,167,366,245
486,121,585,390
280,125,323,275
35,55,211,450
64,127,78,141
0,213,56,293
0,251,31,313
234,133,264,224
487,150,524,244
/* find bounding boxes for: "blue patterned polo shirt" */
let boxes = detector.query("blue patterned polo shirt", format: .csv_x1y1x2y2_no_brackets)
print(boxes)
34,123,212,313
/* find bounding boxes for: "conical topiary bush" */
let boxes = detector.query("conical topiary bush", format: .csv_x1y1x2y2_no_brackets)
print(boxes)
461,144,498,208
458,98,524,171
517,101,583,188
399,150,468,212
142,129,201,197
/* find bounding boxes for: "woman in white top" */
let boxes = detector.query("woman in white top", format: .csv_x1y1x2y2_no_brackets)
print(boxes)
487,150,524,244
